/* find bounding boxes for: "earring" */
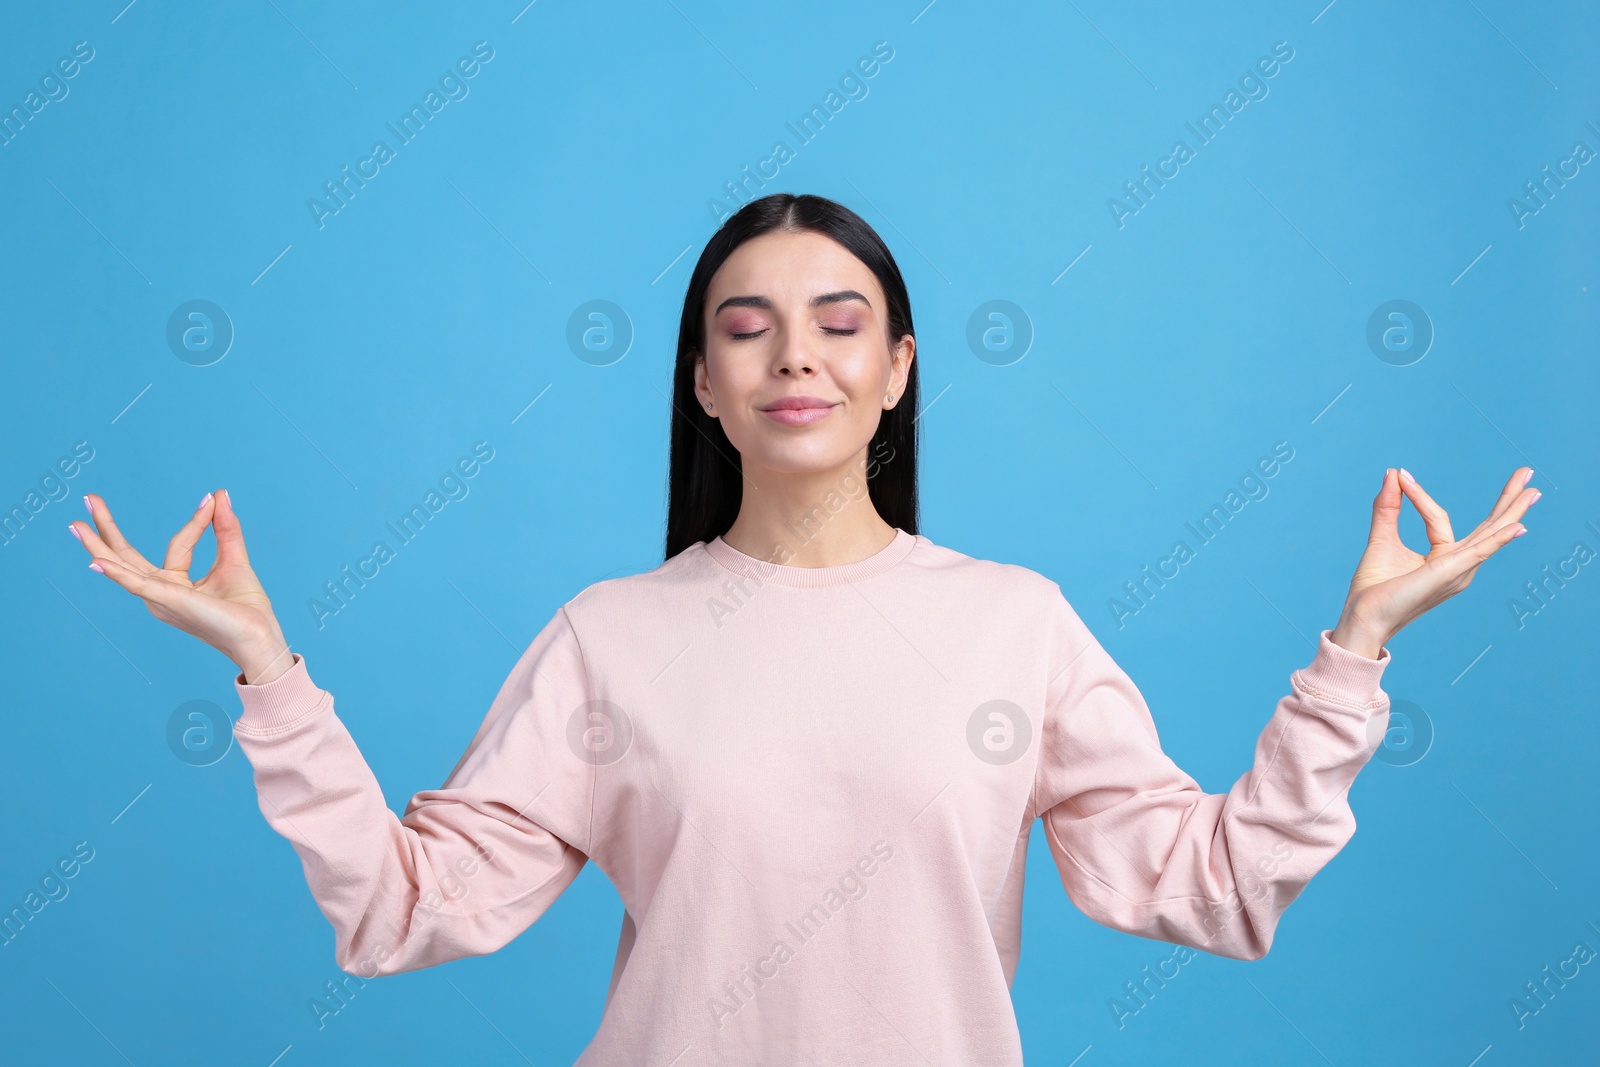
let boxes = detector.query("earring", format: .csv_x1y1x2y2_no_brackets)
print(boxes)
885,393,894,404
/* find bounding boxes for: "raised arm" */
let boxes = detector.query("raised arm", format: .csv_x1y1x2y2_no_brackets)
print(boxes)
1031,465,1537,959
69,488,594,975
229,609,594,976
1031,596,1390,960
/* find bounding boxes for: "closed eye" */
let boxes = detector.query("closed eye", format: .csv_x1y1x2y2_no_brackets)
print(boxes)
730,328,857,340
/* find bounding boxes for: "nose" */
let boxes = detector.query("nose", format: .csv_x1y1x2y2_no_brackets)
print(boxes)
772,326,817,378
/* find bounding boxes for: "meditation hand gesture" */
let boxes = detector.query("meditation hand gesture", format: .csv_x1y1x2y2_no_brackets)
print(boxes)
1331,467,1539,658
68,489,293,684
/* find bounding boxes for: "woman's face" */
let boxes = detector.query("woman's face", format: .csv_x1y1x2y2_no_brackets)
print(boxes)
694,229,914,480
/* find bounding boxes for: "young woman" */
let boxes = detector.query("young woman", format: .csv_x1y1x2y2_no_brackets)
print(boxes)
69,194,1536,1064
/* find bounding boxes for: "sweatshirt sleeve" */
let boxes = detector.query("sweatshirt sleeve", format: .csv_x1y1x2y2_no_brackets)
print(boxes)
230,605,595,978
1030,586,1391,961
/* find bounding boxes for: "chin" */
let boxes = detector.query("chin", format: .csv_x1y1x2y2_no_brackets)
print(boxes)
742,438,859,475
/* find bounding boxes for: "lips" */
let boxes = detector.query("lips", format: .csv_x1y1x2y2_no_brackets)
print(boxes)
759,395,839,427
759,395,837,411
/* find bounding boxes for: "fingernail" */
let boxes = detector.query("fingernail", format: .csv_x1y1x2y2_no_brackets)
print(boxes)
1530,489,1541,504
83,495,92,514
198,491,214,510
68,524,82,542
88,562,105,574
1399,468,1416,484
1522,468,1535,486
1513,525,1527,538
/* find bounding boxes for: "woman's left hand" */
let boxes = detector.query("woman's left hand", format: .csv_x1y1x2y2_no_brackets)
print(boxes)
1330,466,1539,659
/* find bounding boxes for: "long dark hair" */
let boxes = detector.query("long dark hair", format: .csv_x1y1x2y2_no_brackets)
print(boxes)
664,193,920,561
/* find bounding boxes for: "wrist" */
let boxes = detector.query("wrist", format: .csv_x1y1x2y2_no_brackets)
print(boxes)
1331,609,1388,660
234,629,294,685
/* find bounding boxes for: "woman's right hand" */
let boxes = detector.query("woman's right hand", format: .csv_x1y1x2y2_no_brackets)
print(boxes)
68,489,295,685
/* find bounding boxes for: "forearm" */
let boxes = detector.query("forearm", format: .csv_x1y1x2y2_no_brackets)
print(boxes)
231,642,593,977
233,670,545,976
1037,628,1392,961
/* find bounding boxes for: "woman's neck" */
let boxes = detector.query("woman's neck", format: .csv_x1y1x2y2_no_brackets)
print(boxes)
718,474,897,568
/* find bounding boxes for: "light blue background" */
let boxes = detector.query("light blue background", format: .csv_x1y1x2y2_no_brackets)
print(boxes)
2,1,1595,1063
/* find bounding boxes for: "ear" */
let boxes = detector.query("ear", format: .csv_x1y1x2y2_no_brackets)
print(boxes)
691,350,713,411
889,334,915,403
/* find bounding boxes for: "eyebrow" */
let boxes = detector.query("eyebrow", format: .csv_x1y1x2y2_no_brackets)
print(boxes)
712,290,873,317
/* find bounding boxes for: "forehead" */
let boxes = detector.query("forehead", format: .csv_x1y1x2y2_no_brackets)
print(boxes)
707,230,882,309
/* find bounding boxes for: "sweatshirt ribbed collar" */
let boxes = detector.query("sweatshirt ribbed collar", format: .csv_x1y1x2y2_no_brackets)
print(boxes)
702,528,918,588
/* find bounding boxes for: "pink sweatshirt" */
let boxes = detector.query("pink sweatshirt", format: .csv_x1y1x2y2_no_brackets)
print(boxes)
232,528,1392,1064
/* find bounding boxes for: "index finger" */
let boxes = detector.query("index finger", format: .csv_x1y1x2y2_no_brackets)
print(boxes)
1396,468,1455,546
164,492,218,574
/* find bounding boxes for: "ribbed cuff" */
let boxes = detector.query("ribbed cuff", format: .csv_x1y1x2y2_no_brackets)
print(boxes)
233,654,330,735
1293,629,1391,711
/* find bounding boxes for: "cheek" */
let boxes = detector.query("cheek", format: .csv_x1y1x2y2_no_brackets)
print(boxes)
703,350,760,402
837,352,889,398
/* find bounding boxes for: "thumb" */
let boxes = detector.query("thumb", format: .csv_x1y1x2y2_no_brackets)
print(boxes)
1366,468,1403,546
211,488,252,567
